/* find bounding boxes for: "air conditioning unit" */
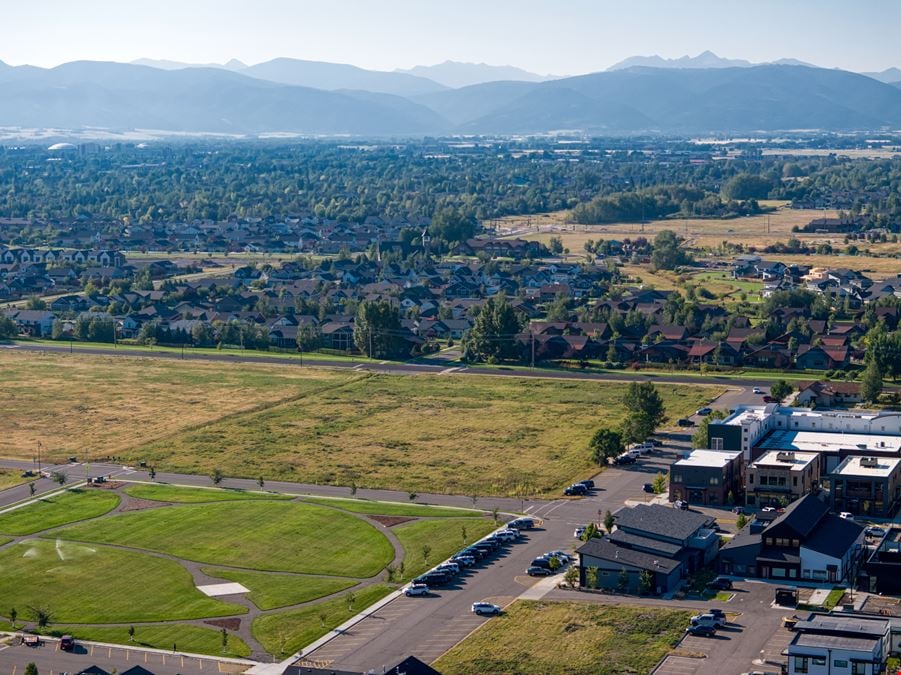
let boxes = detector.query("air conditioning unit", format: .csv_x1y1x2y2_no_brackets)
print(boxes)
776,451,796,462
860,457,879,468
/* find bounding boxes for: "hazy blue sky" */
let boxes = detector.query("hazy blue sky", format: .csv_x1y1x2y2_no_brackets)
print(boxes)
3,0,899,73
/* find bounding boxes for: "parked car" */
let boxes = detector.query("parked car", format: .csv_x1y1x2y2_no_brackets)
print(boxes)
673,500,689,510
404,583,430,597
579,479,595,489
628,442,654,454
691,613,726,628
677,418,695,427
839,512,854,520
437,562,460,575
866,526,887,538
643,483,655,493
708,577,733,591
472,602,501,616
762,395,777,403
530,556,553,570
732,506,745,515
547,550,571,563
752,387,763,394
646,438,663,447
495,530,518,543
452,554,476,567
687,624,716,637
696,407,713,416
527,565,554,576
574,526,586,539
564,483,588,496
614,453,636,465
60,635,75,651
508,517,535,530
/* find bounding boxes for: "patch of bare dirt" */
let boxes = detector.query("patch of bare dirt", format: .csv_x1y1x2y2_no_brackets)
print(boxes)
119,496,169,511
369,515,417,527
205,617,241,631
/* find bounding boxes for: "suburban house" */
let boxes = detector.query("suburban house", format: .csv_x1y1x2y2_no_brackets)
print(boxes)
669,449,744,506
577,504,718,595
795,380,863,408
719,494,865,583
787,613,891,675
4,308,55,336
829,456,901,518
745,450,822,509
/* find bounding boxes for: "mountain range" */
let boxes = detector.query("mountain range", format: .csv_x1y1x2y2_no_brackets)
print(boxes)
607,50,815,71
396,61,555,88
2,55,901,137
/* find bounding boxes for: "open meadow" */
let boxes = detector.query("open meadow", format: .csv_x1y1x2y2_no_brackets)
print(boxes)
0,350,719,497
434,600,692,675
0,349,355,461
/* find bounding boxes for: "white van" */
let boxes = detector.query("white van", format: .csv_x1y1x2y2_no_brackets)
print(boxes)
627,442,654,455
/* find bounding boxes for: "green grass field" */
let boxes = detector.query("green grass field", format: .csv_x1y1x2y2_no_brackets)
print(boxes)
0,488,120,535
124,483,293,503
434,601,692,675
55,500,394,577
394,518,498,580
131,374,718,496
41,624,251,658
0,540,244,623
253,584,394,658
202,568,358,611
300,496,485,518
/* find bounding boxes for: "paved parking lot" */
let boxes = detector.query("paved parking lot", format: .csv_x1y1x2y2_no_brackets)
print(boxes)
0,640,249,675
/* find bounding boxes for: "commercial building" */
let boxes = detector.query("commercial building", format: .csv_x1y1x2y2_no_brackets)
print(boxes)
576,503,718,595
669,449,743,506
829,456,901,518
746,450,822,509
864,527,901,595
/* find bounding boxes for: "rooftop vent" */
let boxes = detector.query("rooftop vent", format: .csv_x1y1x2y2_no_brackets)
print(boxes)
856,443,868,450
776,451,796,462
860,457,879,468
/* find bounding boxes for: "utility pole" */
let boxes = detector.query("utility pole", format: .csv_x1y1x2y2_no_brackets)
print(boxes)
37,441,42,474
531,331,535,370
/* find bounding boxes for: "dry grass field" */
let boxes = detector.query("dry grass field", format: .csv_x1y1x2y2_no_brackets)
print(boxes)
0,350,720,496
0,350,354,461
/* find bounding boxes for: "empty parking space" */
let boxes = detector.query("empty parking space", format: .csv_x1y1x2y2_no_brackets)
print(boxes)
655,654,705,675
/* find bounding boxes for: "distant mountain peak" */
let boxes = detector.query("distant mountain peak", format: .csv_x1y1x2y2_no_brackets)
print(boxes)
607,51,819,72
397,61,558,88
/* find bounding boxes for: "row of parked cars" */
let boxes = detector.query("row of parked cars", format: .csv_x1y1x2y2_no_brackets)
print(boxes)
613,439,662,465
564,479,594,496
686,608,728,637
403,517,538,618
526,549,573,576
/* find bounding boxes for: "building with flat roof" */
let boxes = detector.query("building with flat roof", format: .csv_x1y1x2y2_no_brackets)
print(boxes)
708,405,901,462
788,613,890,675
864,527,901,595
746,450,822,509
829,456,901,518
669,449,743,507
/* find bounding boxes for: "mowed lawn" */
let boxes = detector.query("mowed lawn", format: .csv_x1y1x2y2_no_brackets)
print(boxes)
0,488,120,535
202,567,357,610
394,518,498,580
124,483,293,503
131,374,718,496
0,349,355,461
434,601,692,675
0,540,243,623
300,496,484,518
55,500,394,577
42,624,251,658
253,583,394,658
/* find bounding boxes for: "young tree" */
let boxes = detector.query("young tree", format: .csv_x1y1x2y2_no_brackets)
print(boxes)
638,570,654,595
257,476,265,490
652,472,668,495
221,628,229,651
345,591,357,612
736,513,749,530
148,466,156,480
210,468,224,485
581,522,599,542
769,380,793,402
588,428,625,465
564,565,579,589
860,359,883,404
603,510,615,534
24,664,38,675
408,492,417,502
549,556,562,573
29,483,36,496
128,625,135,642
617,567,629,591
9,607,16,627
461,523,468,545
421,544,432,567
51,471,67,487
585,566,599,590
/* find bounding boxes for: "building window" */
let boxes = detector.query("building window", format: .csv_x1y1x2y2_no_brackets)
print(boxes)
792,539,800,547
712,437,724,450
709,477,719,485
851,662,867,675
833,660,848,669
793,656,809,673
812,657,826,666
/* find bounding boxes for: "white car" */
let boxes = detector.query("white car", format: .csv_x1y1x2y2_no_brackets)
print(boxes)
753,387,763,394
404,583,429,597
472,602,501,616
839,512,854,520
574,526,586,538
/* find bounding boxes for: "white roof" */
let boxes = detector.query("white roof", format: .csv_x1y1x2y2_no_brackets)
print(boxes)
757,430,901,455
751,450,819,471
832,455,901,478
675,449,742,469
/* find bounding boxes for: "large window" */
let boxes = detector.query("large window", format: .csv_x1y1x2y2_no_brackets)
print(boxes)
793,656,809,673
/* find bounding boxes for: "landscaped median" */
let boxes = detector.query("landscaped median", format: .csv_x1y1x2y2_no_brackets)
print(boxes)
0,488,120,535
